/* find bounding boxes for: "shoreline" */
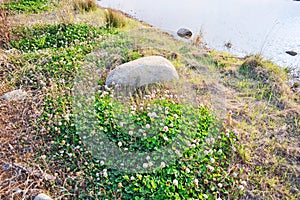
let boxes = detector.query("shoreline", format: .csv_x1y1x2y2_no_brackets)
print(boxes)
100,6,300,92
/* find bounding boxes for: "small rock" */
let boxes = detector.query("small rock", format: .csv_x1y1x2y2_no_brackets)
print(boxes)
292,82,300,88
34,193,53,200
225,41,232,49
0,89,28,101
106,56,179,88
43,173,56,181
3,163,10,170
13,188,22,194
286,51,297,56
177,28,193,39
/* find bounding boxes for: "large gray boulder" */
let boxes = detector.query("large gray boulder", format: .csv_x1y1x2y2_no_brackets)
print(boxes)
105,56,179,87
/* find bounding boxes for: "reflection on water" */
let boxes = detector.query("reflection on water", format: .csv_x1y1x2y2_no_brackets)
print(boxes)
99,0,300,68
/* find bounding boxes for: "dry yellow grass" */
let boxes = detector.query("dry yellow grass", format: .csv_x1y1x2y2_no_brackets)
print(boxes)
0,8,10,49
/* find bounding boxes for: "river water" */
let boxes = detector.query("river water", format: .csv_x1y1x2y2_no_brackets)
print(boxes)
99,0,300,69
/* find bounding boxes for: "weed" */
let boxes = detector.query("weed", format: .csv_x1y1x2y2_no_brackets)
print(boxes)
0,8,10,49
73,0,97,13
104,8,125,29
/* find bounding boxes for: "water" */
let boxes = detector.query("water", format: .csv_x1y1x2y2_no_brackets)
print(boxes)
99,0,300,69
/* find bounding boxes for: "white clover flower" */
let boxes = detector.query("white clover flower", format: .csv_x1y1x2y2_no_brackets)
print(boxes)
143,133,147,137
210,158,215,163
103,171,108,178
238,185,245,190
218,183,223,188
118,142,122,147
174,114,178,119
119,122,124,127
194,178,199,184
142,163,148,168
163,136,169,141
145,124,150,129
216,198,222,200
172,179,178,187
169,123,174,128
204,150,209,155
225,130,230,137
128,131,133,136
160,162,166,168
232,145,236,152
165,110,169,115
148,161,153,167
203,194,208,199
163,126,169,132
241,181,247,186
185,168,190,173
130,176,135,181
233,129,239,137
206,165,214,172
218,149,223,154
146,156,150,160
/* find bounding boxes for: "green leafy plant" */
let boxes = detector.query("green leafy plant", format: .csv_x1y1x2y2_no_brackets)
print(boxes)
10,23,115,52
3,0,51,14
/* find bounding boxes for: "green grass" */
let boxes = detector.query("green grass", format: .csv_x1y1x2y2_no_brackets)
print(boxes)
2,0,52,14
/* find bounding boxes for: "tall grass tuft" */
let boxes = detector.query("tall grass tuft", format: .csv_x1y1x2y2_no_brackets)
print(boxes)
104,8,125,28
0,8,10,49
73,0,97,13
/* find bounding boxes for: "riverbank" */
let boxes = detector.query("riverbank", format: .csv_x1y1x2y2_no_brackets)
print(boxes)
0,1,299,199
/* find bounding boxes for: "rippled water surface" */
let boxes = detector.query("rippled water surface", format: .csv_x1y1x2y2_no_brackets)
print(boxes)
99,0,300,68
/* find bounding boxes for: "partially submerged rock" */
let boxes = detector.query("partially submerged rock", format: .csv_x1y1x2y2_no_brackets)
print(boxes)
105,56,179,88
286,50,297,56
177,28,193,39
0,89,28,101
